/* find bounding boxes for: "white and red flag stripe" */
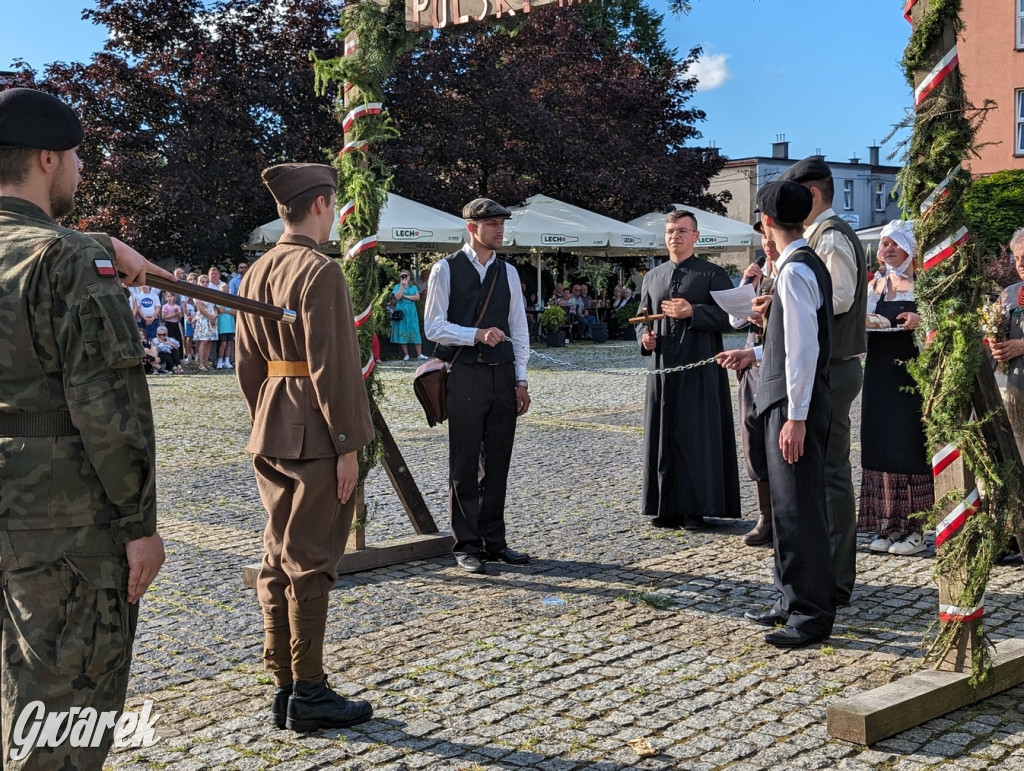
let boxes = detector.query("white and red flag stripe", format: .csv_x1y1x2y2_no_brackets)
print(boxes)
914,46,959,107
342,103,383,133
338,200,356,226
94,258,116,277
935,487,981,547
345,235,378,261
338,140,368,156
903,0,918,22
939,601,984,623
920,170,959,215
344,38,357,56
361,354,376,380
353,302,373,328
932,443,961,478
922,226,969,271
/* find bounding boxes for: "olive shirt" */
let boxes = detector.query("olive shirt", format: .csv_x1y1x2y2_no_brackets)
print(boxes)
235,234,373,459
0,196,157,543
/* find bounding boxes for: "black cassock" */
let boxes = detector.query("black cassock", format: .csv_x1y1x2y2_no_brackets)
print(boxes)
637,257,741,524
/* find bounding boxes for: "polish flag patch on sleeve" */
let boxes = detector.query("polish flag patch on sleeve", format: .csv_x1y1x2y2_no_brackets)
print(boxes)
94,258,116,277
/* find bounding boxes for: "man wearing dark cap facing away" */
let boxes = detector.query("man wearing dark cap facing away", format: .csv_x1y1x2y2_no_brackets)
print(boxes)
236,163,375,731
778,156,867,607
0,87,168,767
423,198,532,574
716,180,835,648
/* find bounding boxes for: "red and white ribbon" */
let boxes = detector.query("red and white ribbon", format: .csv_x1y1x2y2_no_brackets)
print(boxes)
354,302,373,328
344,38,357,56
338,200,356,226
361,354,376,380
915,46,959,107
935,487,981,547
939,600,984,623
903,0,918,22
922,226,969,270
932,443,961,478
338,140,369,156
345,235,378,261
342,103,383,133
920,170,959,215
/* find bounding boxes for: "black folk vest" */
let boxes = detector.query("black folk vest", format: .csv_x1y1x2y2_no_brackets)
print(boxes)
433,250,514,365
754,247,833,416
807,214,867,361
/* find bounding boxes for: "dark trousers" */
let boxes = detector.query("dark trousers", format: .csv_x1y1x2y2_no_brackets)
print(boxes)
446,361,517,555
738,367,769,482
764,398,836,637
826,357,863,604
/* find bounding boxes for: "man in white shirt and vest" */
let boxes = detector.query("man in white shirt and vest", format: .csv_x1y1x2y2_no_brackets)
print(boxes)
778,156,867,607
717,179,836,649
424,198,532,574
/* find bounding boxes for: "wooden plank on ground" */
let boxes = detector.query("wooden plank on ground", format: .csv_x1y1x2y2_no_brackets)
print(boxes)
241,532,454,588
827,638,1024,746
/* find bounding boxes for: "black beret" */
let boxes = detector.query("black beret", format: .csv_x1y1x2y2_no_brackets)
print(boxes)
752,209,763,233
0,88,83,151
462,198,511,220
261,163,337,205
756,180,813,226
778,155,831,184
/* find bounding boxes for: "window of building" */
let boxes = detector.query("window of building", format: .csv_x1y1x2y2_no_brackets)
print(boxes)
843,180,854,211
1019,0,1024,49
1018,89,1024,155
873,182,886,212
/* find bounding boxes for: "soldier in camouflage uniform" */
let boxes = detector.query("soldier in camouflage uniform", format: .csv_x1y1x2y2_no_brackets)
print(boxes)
0,88,167,770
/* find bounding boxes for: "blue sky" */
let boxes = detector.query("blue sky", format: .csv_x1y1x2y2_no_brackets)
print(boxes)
3,0,913,164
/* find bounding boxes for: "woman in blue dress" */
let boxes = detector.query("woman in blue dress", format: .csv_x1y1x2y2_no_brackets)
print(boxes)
390,271,427,361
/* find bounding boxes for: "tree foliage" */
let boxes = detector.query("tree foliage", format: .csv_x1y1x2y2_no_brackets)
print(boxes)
37,0,345,267
964,169,1024,256
381,6,727,221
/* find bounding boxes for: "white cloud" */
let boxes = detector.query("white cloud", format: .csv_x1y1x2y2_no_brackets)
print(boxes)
691,52,732,91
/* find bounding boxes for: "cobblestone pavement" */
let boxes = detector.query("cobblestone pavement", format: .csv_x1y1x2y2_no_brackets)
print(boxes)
108,340,1024,770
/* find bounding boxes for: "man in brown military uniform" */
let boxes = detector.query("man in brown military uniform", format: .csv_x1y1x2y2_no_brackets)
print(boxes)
236,163,375,732
0,88,166,768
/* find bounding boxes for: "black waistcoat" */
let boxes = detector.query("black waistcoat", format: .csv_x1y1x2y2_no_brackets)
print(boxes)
434,250,514,365
807,214,867,361
754,248,833,415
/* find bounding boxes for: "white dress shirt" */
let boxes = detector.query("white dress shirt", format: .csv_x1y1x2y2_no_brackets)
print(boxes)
773,239,824,421
804,208,857,315
423,245,529,381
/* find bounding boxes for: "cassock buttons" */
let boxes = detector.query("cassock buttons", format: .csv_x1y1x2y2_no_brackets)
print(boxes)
337,433,346,442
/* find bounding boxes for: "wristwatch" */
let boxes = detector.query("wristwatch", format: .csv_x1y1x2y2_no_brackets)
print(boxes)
516,380,528,389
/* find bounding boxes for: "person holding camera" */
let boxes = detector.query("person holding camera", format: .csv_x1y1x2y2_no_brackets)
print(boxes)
390,270,427,361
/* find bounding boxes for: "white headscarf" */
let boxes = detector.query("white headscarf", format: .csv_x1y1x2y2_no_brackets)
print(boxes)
880,220,917,277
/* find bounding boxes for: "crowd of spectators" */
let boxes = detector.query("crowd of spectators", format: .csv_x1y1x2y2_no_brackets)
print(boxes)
131,262,247,374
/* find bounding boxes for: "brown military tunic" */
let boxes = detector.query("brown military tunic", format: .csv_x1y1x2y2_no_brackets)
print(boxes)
236,234,373,612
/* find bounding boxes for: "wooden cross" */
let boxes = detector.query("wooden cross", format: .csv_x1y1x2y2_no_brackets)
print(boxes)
628,307,664,332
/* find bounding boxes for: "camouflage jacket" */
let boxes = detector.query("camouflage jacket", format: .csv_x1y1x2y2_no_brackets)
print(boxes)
0,196,157,542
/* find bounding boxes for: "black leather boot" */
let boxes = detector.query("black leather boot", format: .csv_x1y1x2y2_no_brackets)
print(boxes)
286,677,373,732
271,685,291,728
742,480,773,546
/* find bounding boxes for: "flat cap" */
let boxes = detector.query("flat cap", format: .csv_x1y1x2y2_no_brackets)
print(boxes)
462,198,511,220
0,88,83,151
752,209,763,233
756,180,813,226
261,163,337,205
778,155,831,184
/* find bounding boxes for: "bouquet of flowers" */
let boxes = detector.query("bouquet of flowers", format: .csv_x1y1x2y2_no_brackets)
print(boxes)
978,300,1011,373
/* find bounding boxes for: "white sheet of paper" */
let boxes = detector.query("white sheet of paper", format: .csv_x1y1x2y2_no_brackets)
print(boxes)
710,283,756,318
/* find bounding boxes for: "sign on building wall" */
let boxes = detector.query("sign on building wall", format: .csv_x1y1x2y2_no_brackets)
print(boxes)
406,0,592,31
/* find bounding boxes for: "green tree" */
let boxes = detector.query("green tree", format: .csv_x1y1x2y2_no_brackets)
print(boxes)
963,169,1024,254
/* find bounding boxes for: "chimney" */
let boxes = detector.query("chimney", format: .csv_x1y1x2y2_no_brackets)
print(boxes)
869,144,880,166
849,155,860,164
771,134,789,160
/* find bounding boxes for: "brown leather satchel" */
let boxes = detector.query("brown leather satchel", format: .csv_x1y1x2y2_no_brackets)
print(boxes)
412,261,501,427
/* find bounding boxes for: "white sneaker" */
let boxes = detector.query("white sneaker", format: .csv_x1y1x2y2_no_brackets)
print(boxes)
889,532,927,556
869,537,894,553
403,355,410,361
223,361,233,370
215,360,225,369
417,354,428,360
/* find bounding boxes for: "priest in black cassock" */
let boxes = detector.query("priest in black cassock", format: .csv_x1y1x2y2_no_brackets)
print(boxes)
637,210,741,530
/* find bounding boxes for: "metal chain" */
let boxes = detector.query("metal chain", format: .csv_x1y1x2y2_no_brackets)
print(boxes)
509,338,719,377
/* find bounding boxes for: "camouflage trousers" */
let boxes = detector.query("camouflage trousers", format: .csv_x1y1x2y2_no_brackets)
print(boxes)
0,525,136,771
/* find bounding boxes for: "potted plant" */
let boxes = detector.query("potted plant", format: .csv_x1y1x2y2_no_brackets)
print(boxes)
615,299,640,340
539,305,567,347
